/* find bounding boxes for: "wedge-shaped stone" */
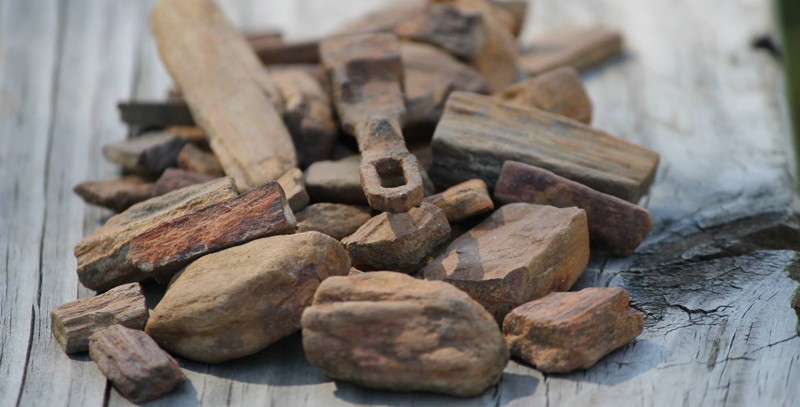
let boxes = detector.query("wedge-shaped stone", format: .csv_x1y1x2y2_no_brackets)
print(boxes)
74,176,154,212
102,131,188,176
51,283,148,353
177,143,223,176
89,325,185,403
503,287,643,372
494,66,593,124
342,202,450,273
430,92,659,202
296,203,373,240
153,168,216,196
423,203,589,321
301,272,508,397
129,181,296,282
75,177,238,292
276,167,310,212
495,161,653,256
146,232,350,363
423,179,493,222
519,27,624,77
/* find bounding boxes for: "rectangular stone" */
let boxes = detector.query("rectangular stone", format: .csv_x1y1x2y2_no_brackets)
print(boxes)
519,27,624,76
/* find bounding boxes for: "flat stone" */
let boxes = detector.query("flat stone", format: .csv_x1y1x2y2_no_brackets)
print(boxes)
423,203,590,321
502,287,644,373
276,167,310,212
301,271,508,397
145,232,350,363
342,202,450,273
74,176,155,212
305,158,366,205
153,168,216,196
102,131,188,176
296,203,373,240
176,143,224,176
423,178,493,222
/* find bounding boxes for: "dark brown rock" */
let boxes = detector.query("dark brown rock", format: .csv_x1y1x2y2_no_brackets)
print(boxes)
153,168,216,196
117,101,195,129
495,161,653,256
423,179,493,222
296,203,373,240
74,176,155,212
103,131,188,176
502,287,644,372
494,66,593,124
301,271,508,397
176,143,224,176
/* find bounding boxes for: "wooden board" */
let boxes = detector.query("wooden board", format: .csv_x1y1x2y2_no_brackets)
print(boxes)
1,0,798,406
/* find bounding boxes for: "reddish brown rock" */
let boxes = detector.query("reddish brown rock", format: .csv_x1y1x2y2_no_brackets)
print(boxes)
296,203,373,240
423,203,590,321
51,283,148,353
495,161,653,256
301,271,508,397
153,168,216,196
423,179,493,222
146,232,350,363
129,181,296,282
89,325,185,403
502,287,644,373
494,66,593,124
176,143,224,176
519,27,624,77
74,176,155,212
276,167,310,212
342,202,450,273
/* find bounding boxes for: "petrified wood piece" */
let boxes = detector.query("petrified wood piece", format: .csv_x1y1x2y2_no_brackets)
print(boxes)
342,202,450,273
75,177,238,292
117,101,194,128
153,168,216,196
502,287,644,373
423,203,590,321
89,325,185,403
519,27,624,77
429,92,660,202
51,283,148,353
176,143,223,176
301,271,508,397
103,131,188,176
305,158,367,205
495,161,653,256
146,232,350,363
152,0,296,191
73,176,155,212
296,203,373,240
320,33,424,212
494,66,593,124
423,178,493,222
277,167,310,212
129,181,296,282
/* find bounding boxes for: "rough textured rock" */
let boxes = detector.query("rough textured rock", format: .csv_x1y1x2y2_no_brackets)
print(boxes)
519,27,624,77
145,232,350,363
102,131,188,176
423,203,590,321
129,181,296,282
305,158,367,205
423,179,493,222
342,202,450,273
430,92,660,202
276,167,310,212
494,66,593,124
51,283,148,353
176,143,224,176
301,271,508,397
502,287,644,373
296,203,373,240
75,177,238,292
495,161,653,256
89,325,185,403
153,168,216,196
73,176,155,212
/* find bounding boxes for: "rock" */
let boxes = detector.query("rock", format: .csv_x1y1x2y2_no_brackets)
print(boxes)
145,232,350,363
423,203,590,321
342,202,450,273
129,181,296,283
429,92,660,202
423,179,493,222
73,176,155,212
296,203,373,240
75,177,238,292
117,102,195,129
301,271,508,397
153,168,216,196
495,161,653,256
51,283,148,353
276,167,310,212
793,287,800,336
502,287,644,373
494,66,593,124
176,143,224,176
102,131,188,177
519,27,624,77
89,325,185,403
305,158,366,205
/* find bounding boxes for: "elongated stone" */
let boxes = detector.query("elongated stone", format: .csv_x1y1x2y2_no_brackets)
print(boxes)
305,158,367,205
342,202,450,273
129,181,296,282
117,101,195,129
75,177,238,292
177,143,224,176
519,27,624,76
153,168,216,196
423,179,493,222
494,66,593,124
495,161,653,256
51,283,148,353
296,203,373,240
423,203,590,321
74,176,155,213
145,232,350,363
503,287,644,373
301,271,508,397
89,325,185,403
103,131,188,176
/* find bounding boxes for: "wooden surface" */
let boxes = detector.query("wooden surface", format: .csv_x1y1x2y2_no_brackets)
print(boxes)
1,1,798,406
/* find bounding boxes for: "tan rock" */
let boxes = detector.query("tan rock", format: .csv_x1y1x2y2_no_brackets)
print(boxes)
342,202,450,273
301,271,508,397
305,158,366,205
423,179,493,222
503,287,644,372
145,232,350,363
176,143,224,176
153,168,216,196
494,66,593,124
423,203,590,321
296,203,372,240
74,176,155,213
519,27,624,77
276,167,310,212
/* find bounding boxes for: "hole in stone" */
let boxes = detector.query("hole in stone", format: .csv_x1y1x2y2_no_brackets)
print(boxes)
375,158,406,188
